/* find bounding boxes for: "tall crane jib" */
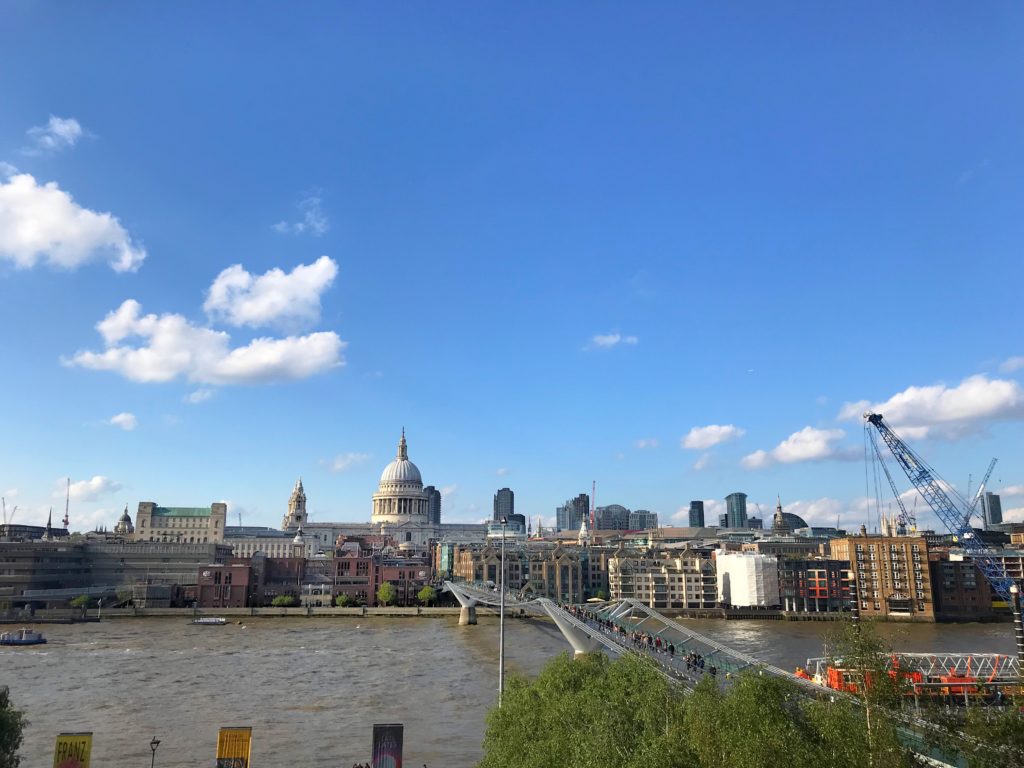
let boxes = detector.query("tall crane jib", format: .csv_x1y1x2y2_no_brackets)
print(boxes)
864,412,1016,603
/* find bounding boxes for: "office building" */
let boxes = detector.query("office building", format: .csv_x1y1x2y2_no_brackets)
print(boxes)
725,492,748,529
688,501,705,528
608,552,717,610
493,487,514,522
556,493,589,532
424,486,442,525
628,510,658,530
595,504,630,530
980,492,1003,529
133,502,228,544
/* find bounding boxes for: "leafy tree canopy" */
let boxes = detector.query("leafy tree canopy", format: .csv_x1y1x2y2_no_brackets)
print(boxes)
376,582,396,606
417,586,437,605
0,686,26,768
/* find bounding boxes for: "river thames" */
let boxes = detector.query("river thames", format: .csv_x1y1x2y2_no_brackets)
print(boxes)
2,616,1016,767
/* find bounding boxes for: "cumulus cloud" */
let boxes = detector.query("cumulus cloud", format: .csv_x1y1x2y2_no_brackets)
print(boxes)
204,256,338,330
65,299,346,385
185,388,214,404
682,424,745,450
109,412,137,431
273,195,328,236
496,467,509,476
839,374,1024,439
588,333,638,349
998,485,1024,497
59,475,122,503
692,453,712,471
322,452,370,473
634,438,659,449
1000,357,1024,373
742,426,850,469
25,116,84,154
0,173,146,272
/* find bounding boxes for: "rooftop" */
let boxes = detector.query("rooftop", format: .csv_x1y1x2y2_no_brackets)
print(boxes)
152,506,213,518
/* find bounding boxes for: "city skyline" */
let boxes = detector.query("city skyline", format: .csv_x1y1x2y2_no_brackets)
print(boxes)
2,4,1023,533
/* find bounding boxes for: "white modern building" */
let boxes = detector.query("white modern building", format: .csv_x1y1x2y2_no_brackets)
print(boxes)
716,552,780,608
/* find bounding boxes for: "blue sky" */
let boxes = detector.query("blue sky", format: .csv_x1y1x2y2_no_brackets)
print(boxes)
1,3,1023,533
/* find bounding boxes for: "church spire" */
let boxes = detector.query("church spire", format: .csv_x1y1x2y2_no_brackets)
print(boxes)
772,495,791,535
397,428,408,461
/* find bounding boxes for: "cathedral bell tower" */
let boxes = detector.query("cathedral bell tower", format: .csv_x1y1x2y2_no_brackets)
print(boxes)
282,478,307,530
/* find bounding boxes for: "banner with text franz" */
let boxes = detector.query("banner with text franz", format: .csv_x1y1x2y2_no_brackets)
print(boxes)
216,726,253,768
53,732,92,768
371,723,403,768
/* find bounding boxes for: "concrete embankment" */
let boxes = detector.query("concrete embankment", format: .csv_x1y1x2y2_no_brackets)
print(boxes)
8,605,506,621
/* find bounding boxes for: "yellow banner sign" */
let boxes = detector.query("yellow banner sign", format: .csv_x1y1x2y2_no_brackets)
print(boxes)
216,726,253,768
53,732,92,768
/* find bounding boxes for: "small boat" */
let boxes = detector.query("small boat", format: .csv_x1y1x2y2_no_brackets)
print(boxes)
191,617,228,626
0,628,47,646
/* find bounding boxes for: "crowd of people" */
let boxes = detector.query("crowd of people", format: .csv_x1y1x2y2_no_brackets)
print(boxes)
561,604,722,681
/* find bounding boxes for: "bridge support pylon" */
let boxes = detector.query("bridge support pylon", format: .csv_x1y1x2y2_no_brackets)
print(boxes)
444,583,479,626
540,603,600,658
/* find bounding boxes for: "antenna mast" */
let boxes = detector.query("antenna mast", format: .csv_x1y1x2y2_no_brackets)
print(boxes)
590,480,596,530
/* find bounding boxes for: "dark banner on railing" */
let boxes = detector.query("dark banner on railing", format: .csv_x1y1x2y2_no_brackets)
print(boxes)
371,723,403,768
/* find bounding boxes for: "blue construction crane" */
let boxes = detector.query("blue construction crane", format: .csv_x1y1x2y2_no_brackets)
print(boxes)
864,412,1016,603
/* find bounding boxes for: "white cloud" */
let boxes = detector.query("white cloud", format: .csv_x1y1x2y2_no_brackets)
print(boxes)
998,485,1024,497
1004,507,1024,523
840,374,1024,439
0,162,18,178
441,484,458,497
588,333,638,349
204,256,338,330
109,412,137,431
185,388,214,404
25,116,84,154
1000,357,1024,373
273,195,328,236
692,452,712,471
66,299,345,385
742,426,849,469
682,424,745,450
634,438,659,449
322,452,370,473
496,468,509,477
0,173,145,272
59,475,121,503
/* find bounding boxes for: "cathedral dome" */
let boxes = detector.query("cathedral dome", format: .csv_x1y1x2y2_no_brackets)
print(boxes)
379,430,422,486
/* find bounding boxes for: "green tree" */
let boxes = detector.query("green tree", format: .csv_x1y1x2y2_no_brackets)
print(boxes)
417,585,437,606
376,582,396,606
116,588,133,606
334,593,352,608
823,618,909,766
270,595,298,607
479,652,693,768
594,589,609,601
68,595,90,609
0,686,26,768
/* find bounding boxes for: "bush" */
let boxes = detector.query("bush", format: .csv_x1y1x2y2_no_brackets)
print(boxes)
0,686,26,768
68,595,90,609
334,593,352,608
417,586,437,606
270,595,298,608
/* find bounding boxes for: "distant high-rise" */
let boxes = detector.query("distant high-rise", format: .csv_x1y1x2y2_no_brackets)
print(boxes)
688,501,705,528
725,492,748,529
556,493,590,532
718,513,728,528
493,487,515,522
595,504,631,530
629,509,658,530
981,492,1003,529
424,485,442,525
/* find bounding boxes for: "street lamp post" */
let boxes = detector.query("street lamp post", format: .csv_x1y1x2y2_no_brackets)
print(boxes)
1010,583,1024,663
149,736,160,768
498,515,507,708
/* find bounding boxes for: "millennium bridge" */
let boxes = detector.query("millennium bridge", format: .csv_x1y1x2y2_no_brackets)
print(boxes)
444,580,1019,767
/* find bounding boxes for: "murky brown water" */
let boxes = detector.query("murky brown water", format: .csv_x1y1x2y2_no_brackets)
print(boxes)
1,616,1016,767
